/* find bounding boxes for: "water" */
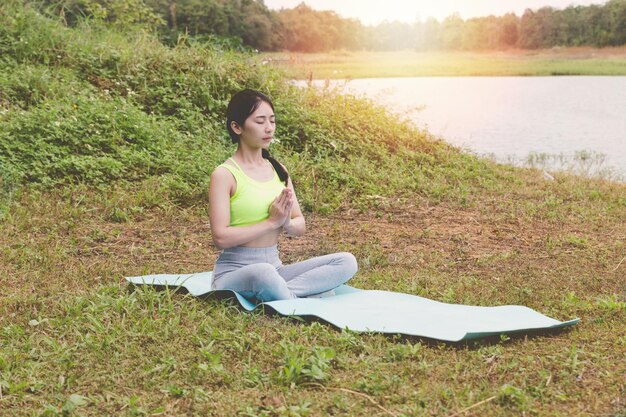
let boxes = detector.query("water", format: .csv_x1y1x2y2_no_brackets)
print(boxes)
296,76,626,180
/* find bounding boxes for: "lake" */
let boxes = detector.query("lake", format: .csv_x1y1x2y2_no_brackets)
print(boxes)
295,76,626,180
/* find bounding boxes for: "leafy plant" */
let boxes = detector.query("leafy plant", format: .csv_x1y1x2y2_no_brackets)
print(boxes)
275,342,336,387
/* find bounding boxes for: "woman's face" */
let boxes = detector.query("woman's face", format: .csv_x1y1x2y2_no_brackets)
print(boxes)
235,100,275,149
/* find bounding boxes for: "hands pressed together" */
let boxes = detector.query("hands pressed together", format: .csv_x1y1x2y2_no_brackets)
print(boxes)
268,188,294,229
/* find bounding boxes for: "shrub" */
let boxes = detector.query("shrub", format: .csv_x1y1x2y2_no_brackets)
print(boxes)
0,1,507,211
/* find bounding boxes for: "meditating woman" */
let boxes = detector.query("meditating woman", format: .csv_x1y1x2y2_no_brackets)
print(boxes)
208,88,358,301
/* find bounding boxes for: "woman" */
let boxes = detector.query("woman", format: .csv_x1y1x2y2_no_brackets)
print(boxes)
208,89,358,301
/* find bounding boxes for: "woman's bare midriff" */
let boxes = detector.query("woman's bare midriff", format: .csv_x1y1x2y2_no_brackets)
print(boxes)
239,226,282,248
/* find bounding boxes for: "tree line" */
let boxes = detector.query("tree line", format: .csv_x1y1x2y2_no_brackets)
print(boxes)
40,0,626,51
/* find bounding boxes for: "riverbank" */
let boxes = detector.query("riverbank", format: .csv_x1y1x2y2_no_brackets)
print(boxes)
263,46,626,79
294,76,626,182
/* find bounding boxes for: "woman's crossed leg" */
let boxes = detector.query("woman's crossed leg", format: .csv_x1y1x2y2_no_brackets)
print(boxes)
277,252,358,297
212,252,358,301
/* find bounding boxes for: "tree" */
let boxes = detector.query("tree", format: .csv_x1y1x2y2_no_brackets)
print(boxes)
42,0,165,29
498,13,519,48
440,12,464,50
278,3,345,51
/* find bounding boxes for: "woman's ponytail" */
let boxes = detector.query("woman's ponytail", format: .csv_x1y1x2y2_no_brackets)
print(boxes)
262,148,289,186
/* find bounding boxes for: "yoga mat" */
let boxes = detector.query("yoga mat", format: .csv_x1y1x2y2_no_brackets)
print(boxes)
125,271,579,342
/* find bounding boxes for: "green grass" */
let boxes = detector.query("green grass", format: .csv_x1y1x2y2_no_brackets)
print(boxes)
262,48,626,79
1,2,625,416
1,172,624,417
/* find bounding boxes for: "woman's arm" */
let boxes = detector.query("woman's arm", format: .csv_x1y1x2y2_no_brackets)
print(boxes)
208,167,289,249
282,171,306,237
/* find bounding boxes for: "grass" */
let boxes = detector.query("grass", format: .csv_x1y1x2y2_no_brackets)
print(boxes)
1,170,624,416
1,2,625,416
262,47,626,79
522,150,624,182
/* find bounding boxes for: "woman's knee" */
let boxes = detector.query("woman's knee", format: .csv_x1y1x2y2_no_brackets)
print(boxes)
338,252,358,276
248,263,293,300
249,263,284,288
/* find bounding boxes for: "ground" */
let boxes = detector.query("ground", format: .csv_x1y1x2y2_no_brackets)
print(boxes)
1,171,624,416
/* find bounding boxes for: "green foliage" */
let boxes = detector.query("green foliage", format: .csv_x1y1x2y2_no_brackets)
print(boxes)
277,3,363,52
519,1,626,49
32,0,626,52
2,0,517,213
0,1,256,200
384,341,423,362
595,294,626,312
239,401,312,417
1,94,176,186
275,342,336,387
278,0,626,51
39,0,165,29
496,384,530,410
0,159,23,217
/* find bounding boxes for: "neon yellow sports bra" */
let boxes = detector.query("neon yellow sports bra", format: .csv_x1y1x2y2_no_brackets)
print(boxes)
218,157,286,227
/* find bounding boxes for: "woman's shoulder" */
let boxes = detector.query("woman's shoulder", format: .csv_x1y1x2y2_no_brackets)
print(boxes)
214,157,238,170
211,160,237,180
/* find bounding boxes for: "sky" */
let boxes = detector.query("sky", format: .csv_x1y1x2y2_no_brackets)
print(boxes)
263,0,607,25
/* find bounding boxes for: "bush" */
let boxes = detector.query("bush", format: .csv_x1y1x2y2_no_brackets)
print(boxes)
0,0,509,211
0,94,176,186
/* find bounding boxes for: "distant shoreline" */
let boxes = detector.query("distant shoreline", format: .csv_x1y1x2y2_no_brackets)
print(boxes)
261,46,626,78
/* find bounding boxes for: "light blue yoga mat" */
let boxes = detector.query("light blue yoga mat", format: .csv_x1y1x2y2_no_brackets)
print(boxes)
125,271,579,342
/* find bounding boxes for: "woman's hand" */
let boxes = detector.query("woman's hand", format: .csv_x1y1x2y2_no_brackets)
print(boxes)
268,188,294,229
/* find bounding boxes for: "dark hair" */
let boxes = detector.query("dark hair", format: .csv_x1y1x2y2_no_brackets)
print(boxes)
225,89,289,186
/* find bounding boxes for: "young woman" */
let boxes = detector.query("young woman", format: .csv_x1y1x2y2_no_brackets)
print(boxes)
208,89,358,301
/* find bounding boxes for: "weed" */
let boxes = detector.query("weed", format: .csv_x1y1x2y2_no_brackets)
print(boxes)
595,294,626,312
496,384,529,410
275,342,336,387
385,342,423,362
239,400,312,417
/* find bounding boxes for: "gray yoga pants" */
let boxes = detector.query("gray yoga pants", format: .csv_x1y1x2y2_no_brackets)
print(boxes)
211,244,358,301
